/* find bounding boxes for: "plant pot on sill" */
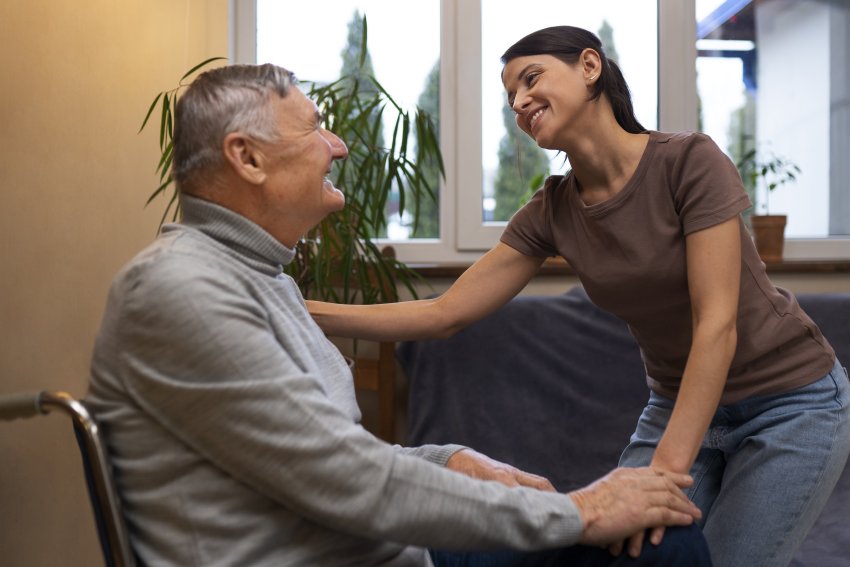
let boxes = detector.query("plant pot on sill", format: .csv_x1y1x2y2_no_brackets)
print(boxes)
751,214,787,263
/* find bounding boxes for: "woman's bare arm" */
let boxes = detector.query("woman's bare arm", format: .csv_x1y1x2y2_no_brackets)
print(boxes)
307,243,545,341
652,216,742,474
613,216,741,558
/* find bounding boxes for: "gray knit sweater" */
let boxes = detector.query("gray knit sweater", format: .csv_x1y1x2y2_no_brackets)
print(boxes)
86,194,583,566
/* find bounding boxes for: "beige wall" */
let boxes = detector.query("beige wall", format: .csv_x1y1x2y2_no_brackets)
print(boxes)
0,1,227,564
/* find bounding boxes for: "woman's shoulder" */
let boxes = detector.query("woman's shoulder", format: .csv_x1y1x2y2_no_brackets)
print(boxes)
651,130,722,154
648,130,731,176
542,172,568,187
540,171,576,194
531,172,579,212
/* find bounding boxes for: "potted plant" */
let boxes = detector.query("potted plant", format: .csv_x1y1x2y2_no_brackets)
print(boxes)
139,21,442,306
736,148,801,263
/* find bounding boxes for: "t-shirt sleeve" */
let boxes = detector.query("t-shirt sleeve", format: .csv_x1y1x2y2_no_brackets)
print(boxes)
672,133,752,235
500,175,561,258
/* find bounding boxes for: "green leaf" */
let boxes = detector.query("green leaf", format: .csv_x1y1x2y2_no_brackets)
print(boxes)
399,114,410,156
388,112,401,156
159,92,170,151
180,56,227,81
359,16,368,68
158,155,174,184
139,91,164,134
371,76,400,110
156,141,174,176
145,175,174,207
157,188,180,229
165,97,174,147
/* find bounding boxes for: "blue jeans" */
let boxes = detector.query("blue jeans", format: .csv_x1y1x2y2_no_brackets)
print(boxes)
619,359,850,567
429,525,711,566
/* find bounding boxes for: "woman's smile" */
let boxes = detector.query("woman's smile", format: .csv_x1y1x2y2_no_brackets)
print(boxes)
529,107,547,130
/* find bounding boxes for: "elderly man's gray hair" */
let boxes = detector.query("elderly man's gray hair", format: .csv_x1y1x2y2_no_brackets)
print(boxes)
172,63,296,189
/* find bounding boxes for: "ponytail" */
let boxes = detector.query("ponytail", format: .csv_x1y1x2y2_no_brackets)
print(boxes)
595,58,645,133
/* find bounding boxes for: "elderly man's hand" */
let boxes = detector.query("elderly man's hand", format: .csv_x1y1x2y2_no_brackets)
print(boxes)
446,448,555,492
569,467,701,549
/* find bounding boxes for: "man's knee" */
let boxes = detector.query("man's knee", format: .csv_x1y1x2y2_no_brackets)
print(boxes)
633,525,712,567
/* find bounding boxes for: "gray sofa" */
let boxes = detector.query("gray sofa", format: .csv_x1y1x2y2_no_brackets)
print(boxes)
398,286,850,566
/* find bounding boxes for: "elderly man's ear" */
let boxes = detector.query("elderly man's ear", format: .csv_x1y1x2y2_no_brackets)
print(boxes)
222,132,268,185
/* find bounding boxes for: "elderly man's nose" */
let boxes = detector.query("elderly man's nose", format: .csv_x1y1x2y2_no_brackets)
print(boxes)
326,131,349,159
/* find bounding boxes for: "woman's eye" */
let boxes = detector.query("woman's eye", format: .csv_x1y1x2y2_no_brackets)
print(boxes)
525,72,539,86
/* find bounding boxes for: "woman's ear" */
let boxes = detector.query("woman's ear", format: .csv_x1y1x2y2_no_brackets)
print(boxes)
222,132,267,184
580,48,603,83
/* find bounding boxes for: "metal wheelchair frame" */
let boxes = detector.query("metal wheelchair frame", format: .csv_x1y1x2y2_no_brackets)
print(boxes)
0,391,136,567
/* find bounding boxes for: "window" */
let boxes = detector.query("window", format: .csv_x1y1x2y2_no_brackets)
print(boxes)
696,0,850,248
231,0,848,261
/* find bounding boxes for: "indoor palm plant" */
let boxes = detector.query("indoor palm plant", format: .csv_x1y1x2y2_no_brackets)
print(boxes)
139,20,442,305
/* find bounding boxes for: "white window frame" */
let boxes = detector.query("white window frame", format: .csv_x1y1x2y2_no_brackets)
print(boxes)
230,0,849,263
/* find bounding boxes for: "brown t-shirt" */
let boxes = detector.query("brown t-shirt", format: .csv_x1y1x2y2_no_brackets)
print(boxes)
501,130,834,404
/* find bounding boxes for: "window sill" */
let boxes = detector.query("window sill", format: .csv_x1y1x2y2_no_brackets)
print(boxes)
408,257,850,279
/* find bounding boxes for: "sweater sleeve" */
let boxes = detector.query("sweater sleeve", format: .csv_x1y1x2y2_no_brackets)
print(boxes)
395,443,467,466
107,252,583,551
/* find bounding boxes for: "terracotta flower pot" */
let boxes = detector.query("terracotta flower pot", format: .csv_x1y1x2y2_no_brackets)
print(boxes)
750,214,787,263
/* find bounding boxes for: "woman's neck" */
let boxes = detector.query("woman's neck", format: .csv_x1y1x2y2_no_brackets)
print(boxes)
567,123,649,205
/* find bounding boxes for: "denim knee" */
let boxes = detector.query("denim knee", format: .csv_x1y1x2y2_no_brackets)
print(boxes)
626,525,712,567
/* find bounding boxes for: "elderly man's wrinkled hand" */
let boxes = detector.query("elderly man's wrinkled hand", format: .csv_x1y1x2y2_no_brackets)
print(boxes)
569,467,701,549
446,448,555,492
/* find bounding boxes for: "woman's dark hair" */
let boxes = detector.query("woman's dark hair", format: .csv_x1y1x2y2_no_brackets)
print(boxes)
501,26,646,134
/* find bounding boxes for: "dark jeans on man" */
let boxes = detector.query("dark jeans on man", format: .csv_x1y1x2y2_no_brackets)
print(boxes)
429,525,711,566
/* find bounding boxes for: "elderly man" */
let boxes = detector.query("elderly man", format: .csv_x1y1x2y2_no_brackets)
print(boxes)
87,64,709,566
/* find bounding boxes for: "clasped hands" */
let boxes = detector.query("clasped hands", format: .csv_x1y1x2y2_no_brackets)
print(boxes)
446,449,701,556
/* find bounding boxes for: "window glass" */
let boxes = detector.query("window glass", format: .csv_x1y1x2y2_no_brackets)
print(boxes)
481,1,658,222
256,0,441,239
696,0,850,237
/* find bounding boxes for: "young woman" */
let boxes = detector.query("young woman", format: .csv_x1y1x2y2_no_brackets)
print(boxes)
308,26,850,567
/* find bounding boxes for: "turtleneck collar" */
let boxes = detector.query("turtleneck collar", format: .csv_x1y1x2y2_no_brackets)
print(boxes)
163,193,297,277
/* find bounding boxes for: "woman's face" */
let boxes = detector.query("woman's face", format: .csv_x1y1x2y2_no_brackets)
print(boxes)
502,52,595,150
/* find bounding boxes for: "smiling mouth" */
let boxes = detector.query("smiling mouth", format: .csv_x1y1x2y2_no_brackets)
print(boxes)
323,171,344,193
529,107,546,130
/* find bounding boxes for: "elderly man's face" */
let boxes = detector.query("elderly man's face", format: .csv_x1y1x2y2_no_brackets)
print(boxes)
260,88,349,235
